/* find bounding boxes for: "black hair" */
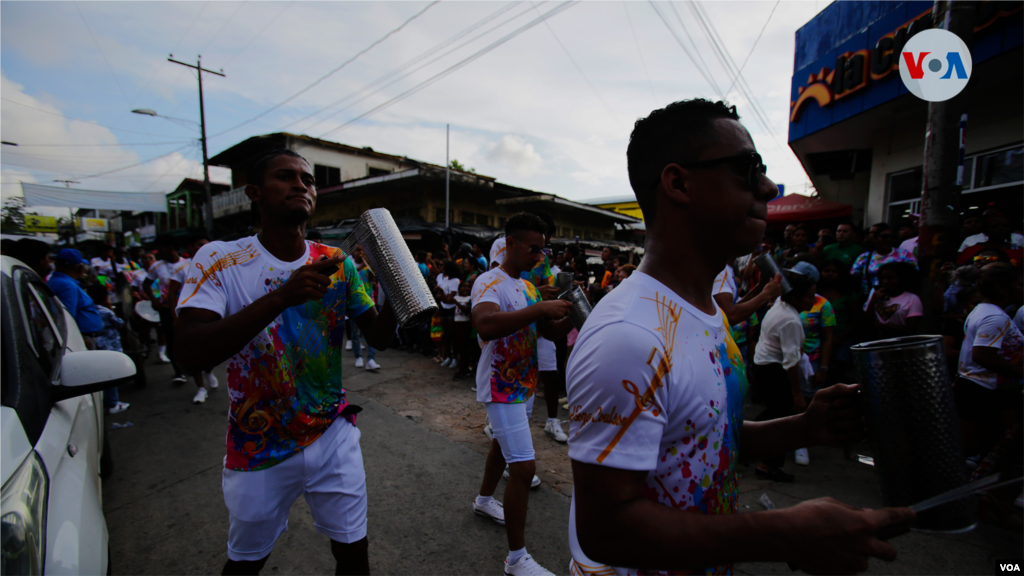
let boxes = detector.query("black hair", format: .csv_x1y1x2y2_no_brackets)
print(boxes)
0,239,15,255
870,222,891,233
528,209,555,237
86,283,109,304
626,98,741,222
415,250,427,262
154,234,177,249
564,244,580,258
190,233,211,245
878,262,918,294
98,244,113,254
306,230,323,242
818,258,852,292
13,239,51,266
955,287,978,308
245,148,309,187
443,260,461,279
976,262,1021,301
781,270,815,306
505,212,548,238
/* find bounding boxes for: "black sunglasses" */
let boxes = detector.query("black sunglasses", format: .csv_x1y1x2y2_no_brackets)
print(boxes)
654,152,767,191
509,236,544,255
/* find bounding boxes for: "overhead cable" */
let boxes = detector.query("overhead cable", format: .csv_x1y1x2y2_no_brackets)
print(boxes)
646,1,720,97
624,2,657,105
211,1,441,139
318,1,579,139
281,1,525,134
725,0,779,95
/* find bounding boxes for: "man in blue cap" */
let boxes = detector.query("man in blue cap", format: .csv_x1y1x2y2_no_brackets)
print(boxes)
47,248,104,348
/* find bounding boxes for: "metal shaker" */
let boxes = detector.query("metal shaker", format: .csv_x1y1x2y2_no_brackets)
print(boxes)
340,208,438,327
850,335,974,533
556,271,574,293
753,253,792,295
559,285,592,330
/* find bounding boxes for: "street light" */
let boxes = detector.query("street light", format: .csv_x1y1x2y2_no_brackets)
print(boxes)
132,108,212,237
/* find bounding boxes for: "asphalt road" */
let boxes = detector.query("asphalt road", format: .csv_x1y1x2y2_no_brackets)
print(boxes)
102,348,1021,575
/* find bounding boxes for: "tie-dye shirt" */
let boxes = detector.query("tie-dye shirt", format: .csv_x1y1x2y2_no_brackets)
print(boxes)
567,270,747,576
800,295,836,363
176,236,374,471
472,267,541,404
522,252,556,288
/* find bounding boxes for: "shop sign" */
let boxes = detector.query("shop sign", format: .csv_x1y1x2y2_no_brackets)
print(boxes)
140,224,156,242
80,217,109,232
899,29,972,102
24,215,57,233
790,2,1020,123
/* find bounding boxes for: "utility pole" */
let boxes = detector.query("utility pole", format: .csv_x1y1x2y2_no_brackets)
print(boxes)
445,124,450,230
168,54,224,239
918,0,973,331
55,180,80,246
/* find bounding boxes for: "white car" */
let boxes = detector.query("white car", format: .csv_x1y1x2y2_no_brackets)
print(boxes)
1,255,136,575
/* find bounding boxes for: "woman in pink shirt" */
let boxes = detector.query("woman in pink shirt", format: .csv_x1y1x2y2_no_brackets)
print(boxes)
867,262,923,339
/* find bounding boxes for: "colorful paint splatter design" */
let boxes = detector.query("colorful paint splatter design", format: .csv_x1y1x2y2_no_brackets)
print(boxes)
566,271,746,575
177,239,374,471
472,267,542,404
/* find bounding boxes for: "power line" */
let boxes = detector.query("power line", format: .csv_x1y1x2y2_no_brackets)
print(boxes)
287,1,528,136
646,1,719,97
198,2,246,56
11,141,193,147
70,143,196,180
224,2,294,67
75,2,158,144
0,98,182,138
319,1,579,139
623,1,657,106
725,0,779,95
210,1,441,139
531,2,621,129
666,2,723,96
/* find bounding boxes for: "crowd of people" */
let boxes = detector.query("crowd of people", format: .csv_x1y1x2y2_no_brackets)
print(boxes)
711,209,1023,489
2,96,1020,575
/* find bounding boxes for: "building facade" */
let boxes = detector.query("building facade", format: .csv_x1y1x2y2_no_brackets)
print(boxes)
788,1,1022,227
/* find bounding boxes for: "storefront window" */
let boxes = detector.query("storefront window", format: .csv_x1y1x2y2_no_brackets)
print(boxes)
886,167,922,226
972,145,1023,190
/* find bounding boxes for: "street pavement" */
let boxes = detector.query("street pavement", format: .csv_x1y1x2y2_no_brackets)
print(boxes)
103,348,1021,575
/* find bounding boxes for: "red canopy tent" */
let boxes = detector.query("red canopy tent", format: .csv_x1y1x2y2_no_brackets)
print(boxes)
766,194,852,224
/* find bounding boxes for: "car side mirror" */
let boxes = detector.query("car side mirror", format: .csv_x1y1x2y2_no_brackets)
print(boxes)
52,351,137,403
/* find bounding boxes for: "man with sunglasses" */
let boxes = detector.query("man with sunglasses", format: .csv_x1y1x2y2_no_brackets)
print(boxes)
470,213,573,576
566,99,913,575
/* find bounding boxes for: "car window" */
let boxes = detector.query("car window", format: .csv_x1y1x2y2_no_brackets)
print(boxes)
15,272,61,380
29,282,66,344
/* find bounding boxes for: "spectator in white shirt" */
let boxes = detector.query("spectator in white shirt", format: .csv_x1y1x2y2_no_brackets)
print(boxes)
751,271,818,482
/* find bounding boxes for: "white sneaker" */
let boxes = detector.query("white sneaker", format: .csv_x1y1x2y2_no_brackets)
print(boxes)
795,448,810,466
544,420,568,443
472,498,505,525
204,372,218,389
504,554,555,576
484,422,493,441
355,357,364,368
193,387,208,404
107,401,130,415
1015,490,1023,508
440,358,452,368
503,466,541,488
171,374,187,384
158,351,171,363
345,340,352,350
449,359,458,370
365,359,381,371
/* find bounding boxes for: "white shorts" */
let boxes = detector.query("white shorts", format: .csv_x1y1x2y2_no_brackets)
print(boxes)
222,417,367,561
538,337,556,372
485,396,535,463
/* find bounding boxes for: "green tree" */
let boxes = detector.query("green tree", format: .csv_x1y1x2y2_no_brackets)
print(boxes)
1,196,30,234
448,159,476,173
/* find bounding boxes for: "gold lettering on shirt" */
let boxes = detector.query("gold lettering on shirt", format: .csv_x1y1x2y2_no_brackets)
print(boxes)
595,292,680,463
179,243,260,305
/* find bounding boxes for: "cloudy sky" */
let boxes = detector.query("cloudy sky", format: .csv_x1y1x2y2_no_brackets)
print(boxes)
1,0,827,218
